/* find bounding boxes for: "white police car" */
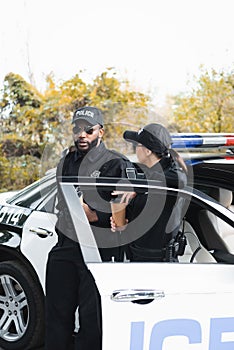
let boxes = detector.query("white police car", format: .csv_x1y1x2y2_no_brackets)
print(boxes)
0,134,234,350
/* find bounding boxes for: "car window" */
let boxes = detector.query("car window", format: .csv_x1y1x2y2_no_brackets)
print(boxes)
213,215,234,255
53,175,234,267
194,184,234,211
37,189,58,214
7,175,56,210
183,187,234,263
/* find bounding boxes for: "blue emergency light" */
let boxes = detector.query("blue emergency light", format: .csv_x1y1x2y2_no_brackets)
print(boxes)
171,134,234,149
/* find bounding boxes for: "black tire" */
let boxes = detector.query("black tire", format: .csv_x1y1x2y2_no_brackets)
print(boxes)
0,260,45,350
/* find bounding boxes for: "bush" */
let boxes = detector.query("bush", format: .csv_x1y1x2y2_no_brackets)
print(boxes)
0,155,41,192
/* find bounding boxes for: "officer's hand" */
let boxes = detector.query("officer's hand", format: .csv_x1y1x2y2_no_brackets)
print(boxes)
111,191,136,204
110,216,128,232
82,203,98,222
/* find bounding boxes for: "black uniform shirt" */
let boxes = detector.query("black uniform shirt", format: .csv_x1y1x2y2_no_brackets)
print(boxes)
55,142,134,258
125,156,187,256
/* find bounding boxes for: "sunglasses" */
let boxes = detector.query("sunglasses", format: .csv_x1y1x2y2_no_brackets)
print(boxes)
72,125,100,135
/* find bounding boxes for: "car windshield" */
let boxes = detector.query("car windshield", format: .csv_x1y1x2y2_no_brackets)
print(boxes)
6,173,56,210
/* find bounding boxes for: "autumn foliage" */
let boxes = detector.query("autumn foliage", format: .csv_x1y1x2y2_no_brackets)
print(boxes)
1,67,234,191
0,69,150,190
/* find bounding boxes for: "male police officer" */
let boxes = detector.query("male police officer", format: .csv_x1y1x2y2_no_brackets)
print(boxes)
45,106,134,350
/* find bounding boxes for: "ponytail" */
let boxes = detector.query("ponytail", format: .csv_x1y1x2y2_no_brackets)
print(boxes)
169,149,188,174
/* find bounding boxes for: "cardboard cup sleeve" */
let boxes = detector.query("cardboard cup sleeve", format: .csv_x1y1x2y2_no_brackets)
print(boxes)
111,199,126,227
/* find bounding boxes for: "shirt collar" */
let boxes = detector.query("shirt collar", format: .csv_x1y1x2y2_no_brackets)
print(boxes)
74,141,106,162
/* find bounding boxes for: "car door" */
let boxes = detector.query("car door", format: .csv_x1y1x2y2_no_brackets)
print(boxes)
88,262,234,350
60,180,234,350
20,190,58,291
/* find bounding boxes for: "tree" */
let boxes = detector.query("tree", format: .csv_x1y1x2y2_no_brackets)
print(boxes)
171,67,234,132
0,72,43,138
88,69,150,152
0,69,151,190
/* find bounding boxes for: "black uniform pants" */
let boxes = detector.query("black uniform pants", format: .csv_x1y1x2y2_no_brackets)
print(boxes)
45,244,102,350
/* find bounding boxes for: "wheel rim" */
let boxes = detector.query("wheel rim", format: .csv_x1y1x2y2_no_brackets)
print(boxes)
0,274,29,342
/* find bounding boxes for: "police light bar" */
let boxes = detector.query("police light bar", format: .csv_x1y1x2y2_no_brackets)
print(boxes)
171,133,234,149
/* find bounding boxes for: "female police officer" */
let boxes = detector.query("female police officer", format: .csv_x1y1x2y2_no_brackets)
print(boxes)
45,106,135,350
111,123,187,262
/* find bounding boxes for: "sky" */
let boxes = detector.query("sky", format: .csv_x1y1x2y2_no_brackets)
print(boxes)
1,0,234,104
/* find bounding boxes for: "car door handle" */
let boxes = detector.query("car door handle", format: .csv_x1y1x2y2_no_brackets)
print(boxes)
111,289,165,303
29,227,53,237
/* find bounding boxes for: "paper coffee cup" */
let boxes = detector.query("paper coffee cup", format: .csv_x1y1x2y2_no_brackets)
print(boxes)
111,201,126,228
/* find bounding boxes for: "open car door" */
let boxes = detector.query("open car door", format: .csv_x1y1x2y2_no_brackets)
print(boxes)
60,180,234,350
88,262,234,350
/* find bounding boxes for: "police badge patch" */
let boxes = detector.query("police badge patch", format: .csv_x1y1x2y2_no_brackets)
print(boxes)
90,170,101,178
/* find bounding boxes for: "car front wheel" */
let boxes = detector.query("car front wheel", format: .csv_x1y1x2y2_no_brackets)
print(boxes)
0,260,44,350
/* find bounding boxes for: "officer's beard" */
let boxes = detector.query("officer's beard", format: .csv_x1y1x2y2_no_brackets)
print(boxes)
75,136,100,155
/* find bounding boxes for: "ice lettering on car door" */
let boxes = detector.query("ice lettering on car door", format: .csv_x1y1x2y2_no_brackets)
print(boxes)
130,320,201,349
130,318,234,350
